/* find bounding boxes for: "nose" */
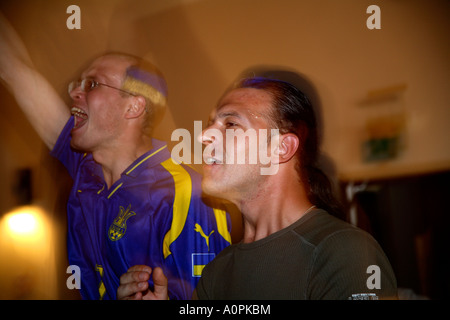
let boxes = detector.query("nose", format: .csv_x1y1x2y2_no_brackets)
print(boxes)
68,82,84,101
198,127,215,146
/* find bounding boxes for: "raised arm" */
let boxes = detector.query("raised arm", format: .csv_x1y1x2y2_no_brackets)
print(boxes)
0,12,70,150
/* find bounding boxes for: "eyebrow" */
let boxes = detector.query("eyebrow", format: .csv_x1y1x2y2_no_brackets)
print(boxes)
216,110,242,119
208,109,244,125
82,67,118,84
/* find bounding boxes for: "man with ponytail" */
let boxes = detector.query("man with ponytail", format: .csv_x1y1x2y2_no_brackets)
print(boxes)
118,76,398,300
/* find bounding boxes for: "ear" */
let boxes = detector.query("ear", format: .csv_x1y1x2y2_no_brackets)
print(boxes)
272,133,299,164
124,95,147,119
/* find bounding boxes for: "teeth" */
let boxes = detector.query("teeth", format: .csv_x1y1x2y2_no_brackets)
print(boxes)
71,107,88,119
205,157,218,165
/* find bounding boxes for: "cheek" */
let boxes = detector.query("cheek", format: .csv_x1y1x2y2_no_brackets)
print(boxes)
224,134,257,165
87,94,123,125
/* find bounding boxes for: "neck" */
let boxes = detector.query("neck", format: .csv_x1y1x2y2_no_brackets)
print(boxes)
92,135,153,189
236,173,314,244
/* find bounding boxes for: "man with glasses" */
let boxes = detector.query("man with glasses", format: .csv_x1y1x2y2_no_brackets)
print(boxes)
0,14,231,300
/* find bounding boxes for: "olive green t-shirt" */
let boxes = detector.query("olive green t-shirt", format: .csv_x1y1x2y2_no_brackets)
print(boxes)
195,209,397,300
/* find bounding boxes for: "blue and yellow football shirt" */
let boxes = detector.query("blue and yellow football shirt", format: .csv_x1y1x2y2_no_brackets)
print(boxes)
51,117,231,299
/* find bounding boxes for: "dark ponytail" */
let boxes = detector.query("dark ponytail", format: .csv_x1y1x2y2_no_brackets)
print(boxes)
237,76,344,219
305,165,344,219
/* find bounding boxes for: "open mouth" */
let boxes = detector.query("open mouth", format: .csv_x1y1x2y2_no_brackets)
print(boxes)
205,157,223,165
71,107,88,129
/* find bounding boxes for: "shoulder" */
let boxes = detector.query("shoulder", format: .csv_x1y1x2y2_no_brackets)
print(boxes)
293,209,376,249
157,159,202,185
294,209,393,282
202,244,236,274
196,244,236,298
50,116,87,176
149,156,202,194
298,210,397,299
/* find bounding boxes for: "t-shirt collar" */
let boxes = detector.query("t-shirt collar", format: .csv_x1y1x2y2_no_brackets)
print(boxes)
122,139,170,178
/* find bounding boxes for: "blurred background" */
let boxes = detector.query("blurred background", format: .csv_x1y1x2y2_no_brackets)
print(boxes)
0,0,448,299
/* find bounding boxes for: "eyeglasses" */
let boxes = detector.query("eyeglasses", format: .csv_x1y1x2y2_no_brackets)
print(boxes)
68,78,135,96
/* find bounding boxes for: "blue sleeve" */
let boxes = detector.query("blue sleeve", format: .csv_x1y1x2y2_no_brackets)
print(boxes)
50,116,85,178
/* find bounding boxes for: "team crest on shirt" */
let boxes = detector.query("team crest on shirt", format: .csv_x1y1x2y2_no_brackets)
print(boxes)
108,204,136,241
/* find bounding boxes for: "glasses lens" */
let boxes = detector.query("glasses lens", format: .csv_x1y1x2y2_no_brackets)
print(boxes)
68,80,79,94
81,79,96,92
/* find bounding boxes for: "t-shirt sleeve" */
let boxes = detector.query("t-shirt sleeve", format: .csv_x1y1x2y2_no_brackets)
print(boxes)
50,116,85,178
307,229,398,300
193,277,209,300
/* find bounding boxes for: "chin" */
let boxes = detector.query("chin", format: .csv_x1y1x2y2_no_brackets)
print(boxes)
70,139,83,152
70,137,92,153
201,179,225,198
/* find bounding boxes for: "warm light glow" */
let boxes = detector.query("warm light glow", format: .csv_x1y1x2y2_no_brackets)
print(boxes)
3,206,44,239
0,205,58,299
8,212,37,234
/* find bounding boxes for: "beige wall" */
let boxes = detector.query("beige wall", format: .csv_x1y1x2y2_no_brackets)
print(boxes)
2,0,449,182
0,0,448,298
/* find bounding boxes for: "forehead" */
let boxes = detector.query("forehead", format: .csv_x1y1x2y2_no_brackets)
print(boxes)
82,56,131,82
215,88,273,117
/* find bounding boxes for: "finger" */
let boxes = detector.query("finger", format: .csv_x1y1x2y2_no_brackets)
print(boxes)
120,268,151,285
152,267,168,299
117,280,149,300
132,291,143,300
152,267,168,287
122,291,143,300
127,265,152,273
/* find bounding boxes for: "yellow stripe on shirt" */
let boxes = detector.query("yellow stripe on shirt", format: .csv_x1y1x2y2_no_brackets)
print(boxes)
213,208,231,244
126,145,167,175
161,159,192,258
107,183,123,199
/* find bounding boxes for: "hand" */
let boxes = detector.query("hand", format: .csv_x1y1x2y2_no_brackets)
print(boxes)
117,265,168,300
